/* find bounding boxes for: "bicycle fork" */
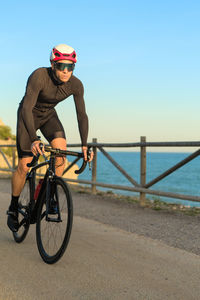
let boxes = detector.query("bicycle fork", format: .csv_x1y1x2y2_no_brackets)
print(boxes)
45,175,62,223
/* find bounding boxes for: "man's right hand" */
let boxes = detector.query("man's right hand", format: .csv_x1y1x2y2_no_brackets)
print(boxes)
31,140,44,156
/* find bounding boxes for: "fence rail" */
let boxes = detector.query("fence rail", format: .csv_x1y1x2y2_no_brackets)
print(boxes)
1,137,200,206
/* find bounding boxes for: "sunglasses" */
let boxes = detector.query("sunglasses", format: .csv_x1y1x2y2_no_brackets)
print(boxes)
54,62,75,72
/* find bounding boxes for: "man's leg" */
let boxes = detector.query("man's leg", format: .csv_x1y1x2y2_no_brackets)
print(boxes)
12,157,33,196
7,157,32,232
50,138,67,177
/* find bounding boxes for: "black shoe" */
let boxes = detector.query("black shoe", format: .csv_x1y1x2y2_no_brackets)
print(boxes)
48,199,58,215
7,208,19,232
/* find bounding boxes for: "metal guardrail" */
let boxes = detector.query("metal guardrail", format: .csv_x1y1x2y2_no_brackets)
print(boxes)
1,137,200,206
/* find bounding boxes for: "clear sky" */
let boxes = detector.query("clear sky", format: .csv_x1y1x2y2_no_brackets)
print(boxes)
1,0,200,151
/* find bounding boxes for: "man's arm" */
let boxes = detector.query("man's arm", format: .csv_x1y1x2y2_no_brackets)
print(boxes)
73,82,89,147
20,69,43,143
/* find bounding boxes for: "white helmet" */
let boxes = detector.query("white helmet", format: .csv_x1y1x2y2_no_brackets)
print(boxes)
50,44,77,63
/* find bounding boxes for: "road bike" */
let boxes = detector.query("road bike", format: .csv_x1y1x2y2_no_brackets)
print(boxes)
12,144,89,264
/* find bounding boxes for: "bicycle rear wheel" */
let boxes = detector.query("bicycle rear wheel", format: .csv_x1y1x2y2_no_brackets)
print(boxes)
13,179,31,243
36,177,73,264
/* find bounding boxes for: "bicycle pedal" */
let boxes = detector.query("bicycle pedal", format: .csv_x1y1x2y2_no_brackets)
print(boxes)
46,216,62,223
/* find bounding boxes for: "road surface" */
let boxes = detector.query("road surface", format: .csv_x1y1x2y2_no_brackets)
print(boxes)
0,179,200,299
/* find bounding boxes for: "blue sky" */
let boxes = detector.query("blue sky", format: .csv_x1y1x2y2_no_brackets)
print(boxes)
1,0,200,151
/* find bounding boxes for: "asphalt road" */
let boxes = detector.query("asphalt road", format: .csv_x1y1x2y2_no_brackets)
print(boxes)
0,179,200,300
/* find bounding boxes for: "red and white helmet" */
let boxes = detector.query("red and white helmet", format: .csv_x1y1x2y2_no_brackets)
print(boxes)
50,44,77,63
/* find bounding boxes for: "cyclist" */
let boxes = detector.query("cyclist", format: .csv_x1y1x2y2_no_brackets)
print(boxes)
7,43,93,232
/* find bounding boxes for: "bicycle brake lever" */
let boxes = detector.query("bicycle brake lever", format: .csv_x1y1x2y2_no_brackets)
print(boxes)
87,147,92,171
88,162,92,171
42,152,48,162
27,142,44,167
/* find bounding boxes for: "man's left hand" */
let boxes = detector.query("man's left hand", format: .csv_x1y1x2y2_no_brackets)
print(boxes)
82,146,94,162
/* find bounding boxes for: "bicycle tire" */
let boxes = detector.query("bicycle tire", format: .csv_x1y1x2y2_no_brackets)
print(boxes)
36,177,73,264
13,179,31,243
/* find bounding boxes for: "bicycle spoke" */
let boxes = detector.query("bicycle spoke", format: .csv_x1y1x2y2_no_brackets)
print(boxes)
36,177,73,264
13,180,31,243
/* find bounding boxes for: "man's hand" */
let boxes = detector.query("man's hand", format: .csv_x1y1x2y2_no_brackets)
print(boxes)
82,146,94,162
31,140,44,156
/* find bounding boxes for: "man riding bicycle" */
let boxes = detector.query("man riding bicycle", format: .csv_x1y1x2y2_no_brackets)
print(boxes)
7,43,93,232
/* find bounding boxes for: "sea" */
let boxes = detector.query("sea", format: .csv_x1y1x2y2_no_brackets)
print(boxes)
72,151,200,208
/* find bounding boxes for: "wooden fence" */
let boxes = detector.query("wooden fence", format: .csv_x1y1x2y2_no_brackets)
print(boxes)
1,137,200,206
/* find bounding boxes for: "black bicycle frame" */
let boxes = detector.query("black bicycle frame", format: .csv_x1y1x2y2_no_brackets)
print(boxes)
25,159,49,222
24,146,89,223
44,154,62,222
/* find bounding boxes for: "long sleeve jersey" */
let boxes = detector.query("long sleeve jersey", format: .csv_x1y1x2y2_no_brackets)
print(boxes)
19,67,88,146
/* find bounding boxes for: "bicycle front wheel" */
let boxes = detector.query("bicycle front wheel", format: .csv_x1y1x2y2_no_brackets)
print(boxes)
36,177,73,264
13,179,31,243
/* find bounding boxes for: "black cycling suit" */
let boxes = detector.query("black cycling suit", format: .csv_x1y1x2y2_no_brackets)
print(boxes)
17,67,88,158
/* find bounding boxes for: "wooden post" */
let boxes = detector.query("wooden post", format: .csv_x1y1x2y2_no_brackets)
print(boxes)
92,138,97,194
140,136,146,206
12,146,16,170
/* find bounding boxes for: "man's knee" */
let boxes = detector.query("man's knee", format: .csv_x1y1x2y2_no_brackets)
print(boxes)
17,158,31,176
50,137,67,150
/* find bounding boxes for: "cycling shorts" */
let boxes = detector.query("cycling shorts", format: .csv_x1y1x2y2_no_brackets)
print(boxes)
16,107,66,158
